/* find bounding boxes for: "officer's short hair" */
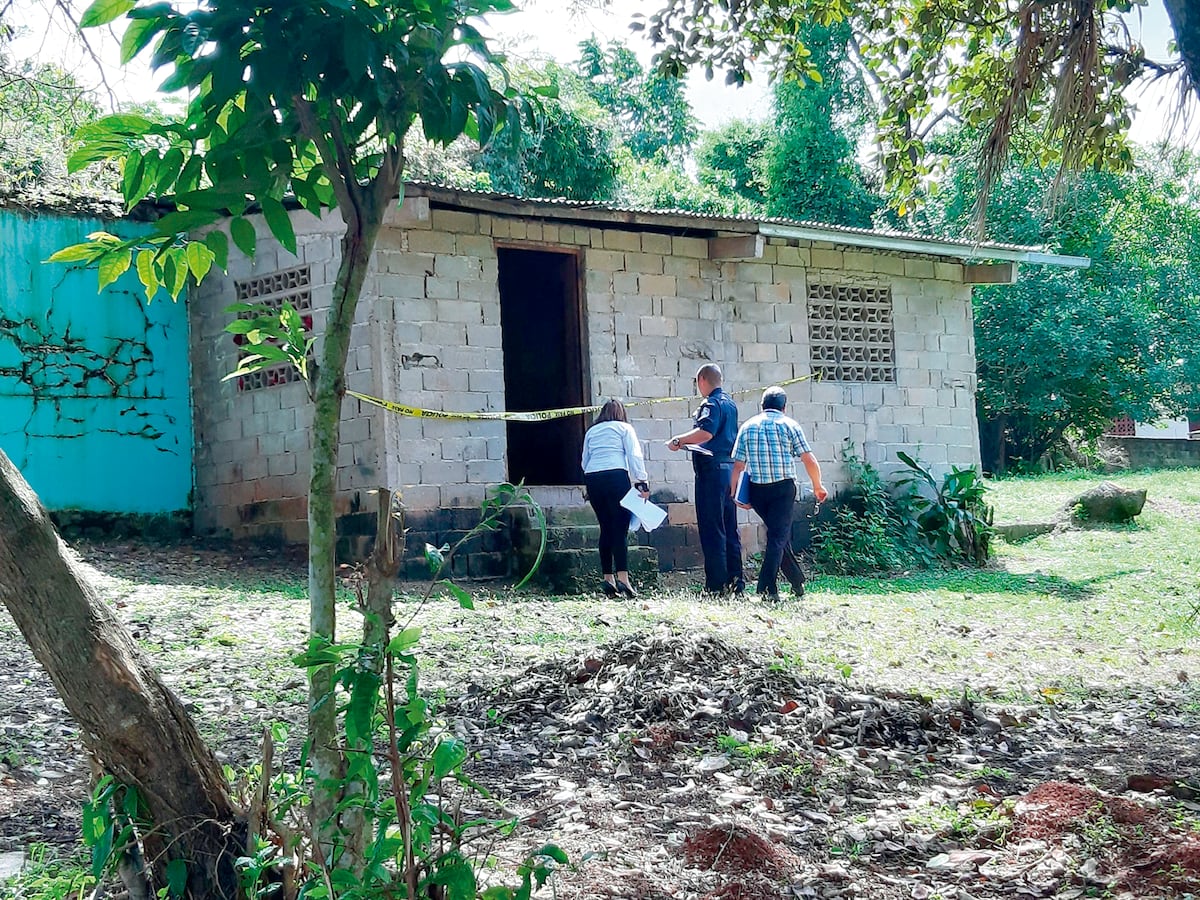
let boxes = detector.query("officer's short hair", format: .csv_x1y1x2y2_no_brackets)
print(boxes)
761,386,787,411
696,363,723,386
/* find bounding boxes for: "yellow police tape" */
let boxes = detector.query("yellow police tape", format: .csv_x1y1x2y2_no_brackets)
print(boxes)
348,372,816,422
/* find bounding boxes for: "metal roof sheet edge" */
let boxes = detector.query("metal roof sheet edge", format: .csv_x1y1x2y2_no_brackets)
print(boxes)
405,181,1090,269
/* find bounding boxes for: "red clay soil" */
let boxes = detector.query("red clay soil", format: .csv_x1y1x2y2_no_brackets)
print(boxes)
1014,781,1200,894
1131,835,1200,893
683,824,800,881
1013,781,1105,839
1013,781,1147,838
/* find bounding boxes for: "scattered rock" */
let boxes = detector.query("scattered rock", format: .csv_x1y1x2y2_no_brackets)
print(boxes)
1068,482,1147,523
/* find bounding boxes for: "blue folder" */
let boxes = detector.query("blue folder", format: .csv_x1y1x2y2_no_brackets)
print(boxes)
735,472,750,505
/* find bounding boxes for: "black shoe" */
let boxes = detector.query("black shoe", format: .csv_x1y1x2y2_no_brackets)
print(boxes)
725,578,747,597
616,581,637,598
602,581,618,597
787,580,806,598
756,590,781,603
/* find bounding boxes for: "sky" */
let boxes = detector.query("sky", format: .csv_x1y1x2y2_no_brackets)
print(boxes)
6,0,1197,147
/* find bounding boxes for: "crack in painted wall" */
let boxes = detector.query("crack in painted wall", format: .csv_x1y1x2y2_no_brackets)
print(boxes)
0,208,192,513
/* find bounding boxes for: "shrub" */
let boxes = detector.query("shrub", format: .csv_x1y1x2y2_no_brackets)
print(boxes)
896,452,994,566
812,449,929,574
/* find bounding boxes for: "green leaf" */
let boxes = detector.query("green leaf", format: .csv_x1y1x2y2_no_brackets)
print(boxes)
136,250,159,301
185,241,215,285
153,208,221,234
535,844,569,865
120,16,158,63
204,229,229,269
47,243,104,264
442,581,474,610
80,0,136,28
168,249,189,298
428,857,475,900
98,252,132,290
67,144,120,173
165,859,187,898
121,151,147,207
155,148,185,194
230,217,257,258
177,155,204,193
431,738,467,781
259,197,296,255
386,626,422,655
424,542,447,572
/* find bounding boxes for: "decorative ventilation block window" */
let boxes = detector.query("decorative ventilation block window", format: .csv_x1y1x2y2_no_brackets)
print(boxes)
807,282,896,383
232,266,313,392
1107,416,1136,437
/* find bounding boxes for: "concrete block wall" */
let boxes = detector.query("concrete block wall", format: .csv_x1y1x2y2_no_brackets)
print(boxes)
190,197,982,570
365,209,980,569
190,207,386,552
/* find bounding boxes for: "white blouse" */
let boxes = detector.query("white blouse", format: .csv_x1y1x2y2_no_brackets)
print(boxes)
581,420,648,481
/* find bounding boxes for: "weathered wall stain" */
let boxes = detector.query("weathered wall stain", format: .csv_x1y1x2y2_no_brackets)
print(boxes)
0,205,193,514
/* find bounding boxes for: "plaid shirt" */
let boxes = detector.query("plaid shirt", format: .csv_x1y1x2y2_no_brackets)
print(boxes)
731,410,813,483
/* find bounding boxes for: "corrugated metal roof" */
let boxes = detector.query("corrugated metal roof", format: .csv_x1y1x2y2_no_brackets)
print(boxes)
403,181,1048,256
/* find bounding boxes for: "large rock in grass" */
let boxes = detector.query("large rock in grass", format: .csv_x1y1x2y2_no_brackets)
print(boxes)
1068,481,1147,523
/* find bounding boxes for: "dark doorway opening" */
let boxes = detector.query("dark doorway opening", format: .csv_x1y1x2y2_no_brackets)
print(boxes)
497,247,588,486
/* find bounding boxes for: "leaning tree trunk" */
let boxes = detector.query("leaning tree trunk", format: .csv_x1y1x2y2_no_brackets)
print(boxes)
1164,0,1200,102
0,449,245,899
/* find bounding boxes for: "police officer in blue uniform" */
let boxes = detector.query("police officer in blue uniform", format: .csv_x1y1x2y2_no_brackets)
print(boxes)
667,364,746,595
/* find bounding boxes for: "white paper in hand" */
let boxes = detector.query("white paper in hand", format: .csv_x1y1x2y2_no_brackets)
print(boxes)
620,487,667,531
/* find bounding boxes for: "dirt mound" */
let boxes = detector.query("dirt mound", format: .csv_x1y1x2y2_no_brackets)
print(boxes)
1014,781,1104,839
683,824,799,879
1008,780,1200,895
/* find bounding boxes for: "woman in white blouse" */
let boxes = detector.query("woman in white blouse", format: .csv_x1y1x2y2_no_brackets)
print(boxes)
581,399,650,597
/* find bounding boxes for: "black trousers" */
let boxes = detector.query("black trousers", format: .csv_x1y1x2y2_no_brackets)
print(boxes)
747,478,805,596
695,460,744,591
584,468,633,574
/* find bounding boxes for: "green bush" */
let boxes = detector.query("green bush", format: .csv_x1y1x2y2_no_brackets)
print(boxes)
896,452,994,566
812,449,929,574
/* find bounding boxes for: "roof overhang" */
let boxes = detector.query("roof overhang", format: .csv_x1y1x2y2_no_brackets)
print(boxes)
757,223,1090,270
406,183,1092,273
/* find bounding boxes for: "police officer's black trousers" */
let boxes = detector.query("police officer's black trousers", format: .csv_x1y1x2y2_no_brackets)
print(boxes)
695,460,743,592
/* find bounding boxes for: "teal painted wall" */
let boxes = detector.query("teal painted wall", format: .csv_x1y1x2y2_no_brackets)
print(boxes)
0,207,192,513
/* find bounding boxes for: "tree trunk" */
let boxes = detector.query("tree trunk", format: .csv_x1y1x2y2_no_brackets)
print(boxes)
0,449,245,899
1163,0,1200,101
307,207,386,854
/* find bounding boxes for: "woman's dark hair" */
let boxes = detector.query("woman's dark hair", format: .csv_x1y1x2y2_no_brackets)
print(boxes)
594,398,628,425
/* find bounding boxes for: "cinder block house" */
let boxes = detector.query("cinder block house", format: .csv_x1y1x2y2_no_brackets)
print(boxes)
188,184,1086,576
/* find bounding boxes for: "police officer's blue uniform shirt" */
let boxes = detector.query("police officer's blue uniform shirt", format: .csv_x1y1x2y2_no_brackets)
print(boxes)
693,387,738,463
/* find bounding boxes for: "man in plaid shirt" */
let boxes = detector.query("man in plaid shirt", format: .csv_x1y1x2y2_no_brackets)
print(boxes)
730,386,828,600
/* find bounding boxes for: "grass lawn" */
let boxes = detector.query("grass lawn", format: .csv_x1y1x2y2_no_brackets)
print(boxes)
387,466,1200,704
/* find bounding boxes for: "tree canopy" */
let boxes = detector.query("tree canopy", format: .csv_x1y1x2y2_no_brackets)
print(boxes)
637,0,1199,222
921,134,1200,468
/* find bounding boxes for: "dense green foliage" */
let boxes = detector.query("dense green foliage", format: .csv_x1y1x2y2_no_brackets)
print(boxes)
895,452,993,565
812,449,928,575
636,0,1194,215
920,138,1200,469
477,65,619,200
813,449,994,573
574,37,697,162
759,24,882,227
0,57,113,194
